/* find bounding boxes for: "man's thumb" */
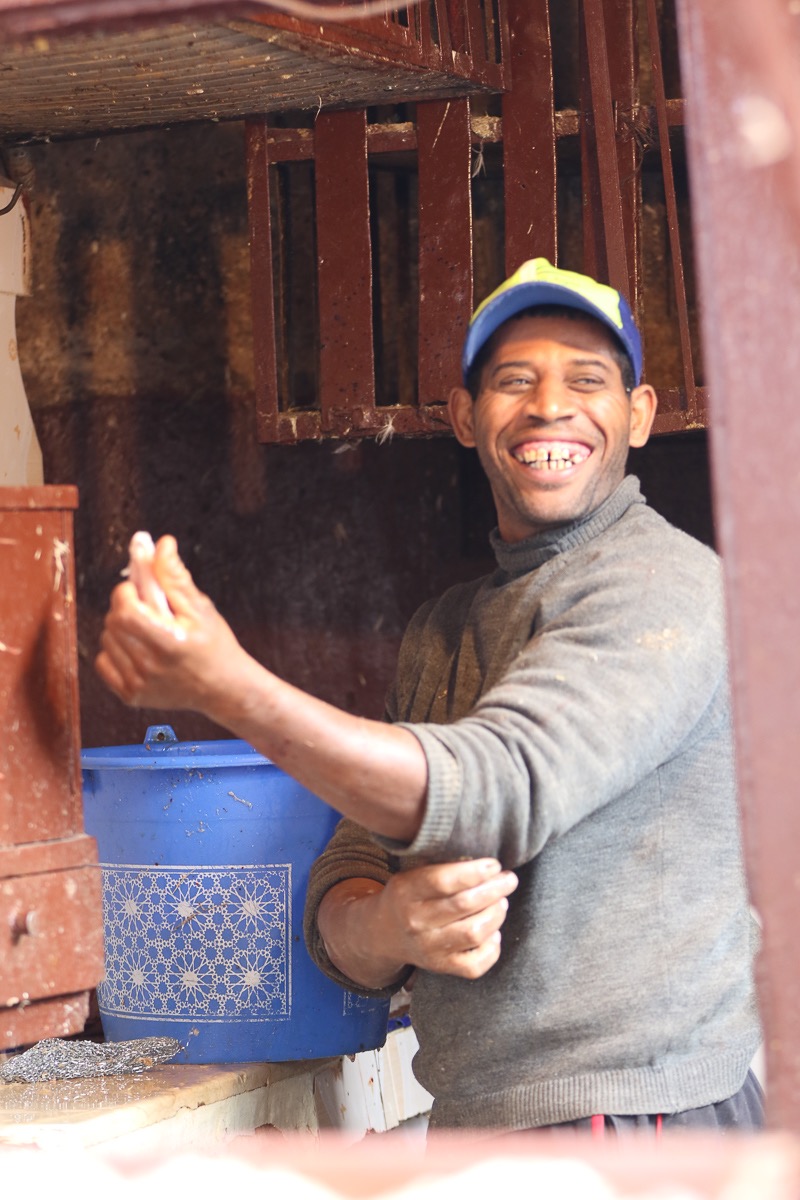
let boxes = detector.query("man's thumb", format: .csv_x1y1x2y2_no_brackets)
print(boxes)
153,535,204,616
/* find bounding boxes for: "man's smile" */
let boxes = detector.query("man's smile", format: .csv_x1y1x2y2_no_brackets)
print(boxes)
511,440,593,471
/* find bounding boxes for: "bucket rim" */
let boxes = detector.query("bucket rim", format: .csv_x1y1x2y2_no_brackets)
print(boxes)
81,733,274,771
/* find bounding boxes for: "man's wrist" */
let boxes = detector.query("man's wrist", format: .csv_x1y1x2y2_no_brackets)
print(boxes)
318,879,408,990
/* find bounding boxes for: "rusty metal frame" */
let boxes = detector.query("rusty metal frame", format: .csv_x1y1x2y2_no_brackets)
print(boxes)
248,0,703,445
243,2,513,445
242,0,511,443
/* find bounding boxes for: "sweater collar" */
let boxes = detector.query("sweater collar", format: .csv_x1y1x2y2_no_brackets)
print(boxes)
490,474,646,576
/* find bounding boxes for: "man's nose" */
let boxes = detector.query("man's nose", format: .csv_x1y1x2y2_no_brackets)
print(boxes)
523,377,576,421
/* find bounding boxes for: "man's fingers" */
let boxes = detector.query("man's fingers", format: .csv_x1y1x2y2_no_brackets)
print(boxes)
390,861,518,959
95,641,146,706
400,891,511,971
432,930,503,980
413,858,510,900
462,868,518,906
439,895,511,952
94,649,125,700
383,861,516,979
420,864,518,921
97,581,191,703
410,859,515,902
106,577,190,650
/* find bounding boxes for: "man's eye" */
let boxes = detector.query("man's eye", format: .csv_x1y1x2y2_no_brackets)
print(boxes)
498,376,534,391
570,376,605,390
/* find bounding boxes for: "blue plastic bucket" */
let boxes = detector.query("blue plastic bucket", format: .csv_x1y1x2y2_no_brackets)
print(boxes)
81,725,389,1064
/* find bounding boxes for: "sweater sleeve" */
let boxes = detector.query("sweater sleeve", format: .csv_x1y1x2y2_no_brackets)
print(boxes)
385,528,731,869
300,601,442,994
302,815,413,997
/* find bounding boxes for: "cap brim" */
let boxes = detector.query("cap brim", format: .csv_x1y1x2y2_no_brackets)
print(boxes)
462,281,639,384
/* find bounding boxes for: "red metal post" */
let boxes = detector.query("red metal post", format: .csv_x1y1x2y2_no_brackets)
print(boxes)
579,3,603,285
416,96,473,405
314,108,375,435
245,118,280,443
605,0,639,312
645,0,696,412
580,0,630,296
502,0,557,271
676,0,800,1133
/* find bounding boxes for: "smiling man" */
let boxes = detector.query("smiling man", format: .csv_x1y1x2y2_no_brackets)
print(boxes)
96,259,762,1136
450,260,656,540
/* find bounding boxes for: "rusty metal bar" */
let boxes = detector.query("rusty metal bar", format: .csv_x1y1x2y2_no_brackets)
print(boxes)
417,96,473,406
314,107,375,434
372,167,417,410
252,7,427,66
464,0,485,68
676,0,800,1134
445,0,468,53
604,0,639,311
502,0,556,271
645,0,695,411
245,117,280,443
580,0,631,296
260,104,689,164
432,0,452,58
579,5,603,284
651,387,708,435
416,0,433,59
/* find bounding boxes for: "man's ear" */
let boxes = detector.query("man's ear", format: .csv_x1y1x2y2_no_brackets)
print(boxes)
448,386,477,448
628,383,658,448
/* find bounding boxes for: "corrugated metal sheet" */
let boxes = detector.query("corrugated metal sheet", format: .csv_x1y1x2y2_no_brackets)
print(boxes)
0,18,495,142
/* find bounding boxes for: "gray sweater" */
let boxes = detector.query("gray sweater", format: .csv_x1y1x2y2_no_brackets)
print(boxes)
304,476,761,1130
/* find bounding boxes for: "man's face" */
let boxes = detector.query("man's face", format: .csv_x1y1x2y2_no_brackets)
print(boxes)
448,313,657,543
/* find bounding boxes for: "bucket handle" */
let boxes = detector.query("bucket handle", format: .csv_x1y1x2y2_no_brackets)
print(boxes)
144,724,179,746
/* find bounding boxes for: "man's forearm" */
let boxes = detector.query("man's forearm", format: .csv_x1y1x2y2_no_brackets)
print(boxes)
316,879,409,990
206,650,428,843
95,540,429,844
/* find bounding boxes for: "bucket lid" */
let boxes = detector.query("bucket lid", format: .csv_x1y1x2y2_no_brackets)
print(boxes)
81,724,272,770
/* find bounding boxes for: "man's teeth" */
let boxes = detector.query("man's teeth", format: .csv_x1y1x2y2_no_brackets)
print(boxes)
514,443,590,470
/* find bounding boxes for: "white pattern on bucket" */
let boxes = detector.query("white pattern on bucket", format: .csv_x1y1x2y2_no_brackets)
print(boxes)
98,863,292,1022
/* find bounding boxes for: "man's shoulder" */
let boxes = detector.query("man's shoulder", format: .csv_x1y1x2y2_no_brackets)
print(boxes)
568,502,726,635
600,498,721,575
405,571,493,634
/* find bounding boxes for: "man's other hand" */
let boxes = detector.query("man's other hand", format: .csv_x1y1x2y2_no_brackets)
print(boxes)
317,858,519,988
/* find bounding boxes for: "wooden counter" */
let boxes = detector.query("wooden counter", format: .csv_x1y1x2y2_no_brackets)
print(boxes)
0,1024,432,1155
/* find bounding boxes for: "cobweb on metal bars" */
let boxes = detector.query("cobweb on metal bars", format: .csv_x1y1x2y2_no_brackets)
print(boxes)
0,1037,183,1084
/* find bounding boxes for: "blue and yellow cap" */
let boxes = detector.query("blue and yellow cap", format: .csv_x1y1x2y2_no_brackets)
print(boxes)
462,258,643,386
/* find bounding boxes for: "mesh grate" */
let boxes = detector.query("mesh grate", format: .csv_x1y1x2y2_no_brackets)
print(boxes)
0,1037,182,1084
